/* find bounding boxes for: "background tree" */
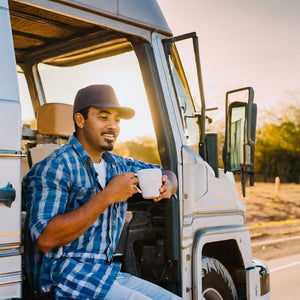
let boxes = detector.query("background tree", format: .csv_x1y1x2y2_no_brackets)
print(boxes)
255,96,300,183
111,93,300,184
113,136,161,165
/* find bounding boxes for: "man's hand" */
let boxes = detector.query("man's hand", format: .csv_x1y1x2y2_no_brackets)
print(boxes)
104,172,139,204
153,170,178,202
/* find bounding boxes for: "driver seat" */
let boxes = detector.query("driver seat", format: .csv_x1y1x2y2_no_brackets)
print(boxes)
28,103,74,167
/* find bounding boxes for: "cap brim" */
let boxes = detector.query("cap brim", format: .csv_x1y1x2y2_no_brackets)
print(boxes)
117,107,135,120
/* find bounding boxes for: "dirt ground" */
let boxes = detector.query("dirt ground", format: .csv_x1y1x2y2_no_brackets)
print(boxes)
236,182,300,242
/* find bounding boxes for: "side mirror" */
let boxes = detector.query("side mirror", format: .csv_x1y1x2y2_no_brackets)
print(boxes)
223,87,257,196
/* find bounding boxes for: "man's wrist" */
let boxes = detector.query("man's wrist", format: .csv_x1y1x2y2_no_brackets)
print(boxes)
97,188,114,207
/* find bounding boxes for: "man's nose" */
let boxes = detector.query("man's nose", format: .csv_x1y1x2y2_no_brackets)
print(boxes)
106,118,118,128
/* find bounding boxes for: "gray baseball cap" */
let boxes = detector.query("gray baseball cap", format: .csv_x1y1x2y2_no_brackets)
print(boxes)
73,84,135,119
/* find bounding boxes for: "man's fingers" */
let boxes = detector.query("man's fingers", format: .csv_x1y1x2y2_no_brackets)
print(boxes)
107,173,141,203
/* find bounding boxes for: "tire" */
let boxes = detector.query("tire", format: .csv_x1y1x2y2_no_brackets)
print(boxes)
201,256,238,300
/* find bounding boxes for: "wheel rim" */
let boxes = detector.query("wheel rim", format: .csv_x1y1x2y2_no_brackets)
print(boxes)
202,287,223,300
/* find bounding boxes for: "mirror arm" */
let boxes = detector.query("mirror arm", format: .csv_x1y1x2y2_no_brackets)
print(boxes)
240,162,255,196
240,166,247,198
186,113,213,124
192,35,207,161
170,32,207,160
164,32,207,160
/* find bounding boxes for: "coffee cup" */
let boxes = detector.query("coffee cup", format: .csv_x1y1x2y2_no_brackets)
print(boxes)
135,168,162,199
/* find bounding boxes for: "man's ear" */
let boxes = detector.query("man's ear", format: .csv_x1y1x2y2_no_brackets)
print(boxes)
74,113,85,129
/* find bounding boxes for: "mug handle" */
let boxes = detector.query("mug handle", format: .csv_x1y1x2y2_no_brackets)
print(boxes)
133,185,142,193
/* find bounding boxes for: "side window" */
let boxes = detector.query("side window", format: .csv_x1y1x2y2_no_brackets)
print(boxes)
18,71,35,124
165,47,199,151
17,71,36,177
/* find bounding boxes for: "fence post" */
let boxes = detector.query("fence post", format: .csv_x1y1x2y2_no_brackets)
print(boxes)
274,176,280,198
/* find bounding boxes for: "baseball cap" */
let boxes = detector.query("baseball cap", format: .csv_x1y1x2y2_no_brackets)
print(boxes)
73,84,135,119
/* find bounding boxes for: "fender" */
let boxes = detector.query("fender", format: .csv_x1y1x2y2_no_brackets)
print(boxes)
192,225,264,299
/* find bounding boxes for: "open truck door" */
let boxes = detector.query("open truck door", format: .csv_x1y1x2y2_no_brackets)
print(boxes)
0,0,22,298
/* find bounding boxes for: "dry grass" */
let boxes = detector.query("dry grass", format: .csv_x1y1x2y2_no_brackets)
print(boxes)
236,182,300,241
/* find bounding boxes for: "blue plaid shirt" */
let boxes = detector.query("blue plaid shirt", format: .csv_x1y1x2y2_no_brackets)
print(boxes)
23,134,160,299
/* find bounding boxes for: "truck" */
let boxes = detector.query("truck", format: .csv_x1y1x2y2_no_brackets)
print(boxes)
0,0,270,299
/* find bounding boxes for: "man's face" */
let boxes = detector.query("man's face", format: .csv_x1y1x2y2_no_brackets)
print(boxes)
78,107,121,154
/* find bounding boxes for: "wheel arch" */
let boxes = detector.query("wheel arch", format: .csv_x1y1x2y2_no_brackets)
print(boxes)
192,226,253,299
202,239,246,298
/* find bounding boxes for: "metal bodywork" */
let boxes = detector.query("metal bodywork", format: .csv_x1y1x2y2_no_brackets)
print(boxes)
0,0,270,299
0,1,22,298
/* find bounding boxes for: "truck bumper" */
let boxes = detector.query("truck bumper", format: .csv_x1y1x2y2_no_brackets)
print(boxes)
247,259,270,299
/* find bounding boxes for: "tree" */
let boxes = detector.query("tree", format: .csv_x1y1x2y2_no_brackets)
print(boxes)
255,101,300,183
113,136,161,165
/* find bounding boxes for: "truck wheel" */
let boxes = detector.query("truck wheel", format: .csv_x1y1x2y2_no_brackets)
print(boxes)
202,256,238,300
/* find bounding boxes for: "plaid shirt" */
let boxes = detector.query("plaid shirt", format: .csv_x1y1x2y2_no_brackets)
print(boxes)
23,134,159,299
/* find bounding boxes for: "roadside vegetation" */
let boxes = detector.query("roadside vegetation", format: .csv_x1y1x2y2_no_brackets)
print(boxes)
237,182,300,241
255,96,300,183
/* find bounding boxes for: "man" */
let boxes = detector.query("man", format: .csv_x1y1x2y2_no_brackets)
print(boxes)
24,85,181,299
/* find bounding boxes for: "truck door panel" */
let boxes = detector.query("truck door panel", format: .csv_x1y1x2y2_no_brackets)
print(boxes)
0,0,22,298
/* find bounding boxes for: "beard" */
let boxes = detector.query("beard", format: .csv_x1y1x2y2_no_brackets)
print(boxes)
99,130,117,151
99,140,115,151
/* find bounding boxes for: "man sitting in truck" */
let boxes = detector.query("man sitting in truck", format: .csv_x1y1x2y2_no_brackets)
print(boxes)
23,84,181,299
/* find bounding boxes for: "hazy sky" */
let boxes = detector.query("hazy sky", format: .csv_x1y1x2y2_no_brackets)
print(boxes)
19,0,300,139
157,0,300,121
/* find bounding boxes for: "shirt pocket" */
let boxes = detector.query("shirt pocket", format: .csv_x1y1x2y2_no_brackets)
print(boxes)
68,186,98,210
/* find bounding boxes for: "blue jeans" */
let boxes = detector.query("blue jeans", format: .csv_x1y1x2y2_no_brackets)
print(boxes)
104,272,182,300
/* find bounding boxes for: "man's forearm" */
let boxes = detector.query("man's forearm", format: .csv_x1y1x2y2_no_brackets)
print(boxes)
36,172,139,253
37,191,112,253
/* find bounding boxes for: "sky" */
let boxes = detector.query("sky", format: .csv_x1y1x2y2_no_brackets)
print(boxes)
157,0,300,123
19,0,300,139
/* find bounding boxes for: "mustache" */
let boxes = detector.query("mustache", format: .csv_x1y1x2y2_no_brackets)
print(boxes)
101,130,117,137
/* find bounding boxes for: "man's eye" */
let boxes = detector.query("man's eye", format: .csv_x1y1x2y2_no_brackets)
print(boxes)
99,115,107,120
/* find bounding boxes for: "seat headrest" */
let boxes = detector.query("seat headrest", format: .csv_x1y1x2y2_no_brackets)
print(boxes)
37,103,74,137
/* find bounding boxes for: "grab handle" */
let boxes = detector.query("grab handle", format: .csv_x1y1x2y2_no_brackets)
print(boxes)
0,183,16,208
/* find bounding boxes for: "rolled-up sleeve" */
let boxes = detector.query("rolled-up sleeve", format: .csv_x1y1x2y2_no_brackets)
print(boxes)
25,159,69,243
124,157,162,173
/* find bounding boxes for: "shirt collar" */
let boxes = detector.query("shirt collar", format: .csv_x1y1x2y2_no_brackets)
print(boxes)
69,133,90,165
69,133,118,168
102,151,118,167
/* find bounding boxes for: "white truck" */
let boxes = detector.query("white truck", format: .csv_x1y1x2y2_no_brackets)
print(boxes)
0,0,270,299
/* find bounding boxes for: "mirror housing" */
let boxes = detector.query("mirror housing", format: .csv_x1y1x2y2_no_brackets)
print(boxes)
223,87,257,196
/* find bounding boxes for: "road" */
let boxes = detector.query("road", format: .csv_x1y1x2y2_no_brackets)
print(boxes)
267,253,300,300
252,236,300,299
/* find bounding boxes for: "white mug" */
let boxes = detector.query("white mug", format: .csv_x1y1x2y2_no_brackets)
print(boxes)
135,168,162,199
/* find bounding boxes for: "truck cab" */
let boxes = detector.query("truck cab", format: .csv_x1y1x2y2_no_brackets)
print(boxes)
0,0,269,299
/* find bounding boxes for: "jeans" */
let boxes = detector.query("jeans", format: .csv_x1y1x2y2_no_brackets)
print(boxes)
104,272,182,300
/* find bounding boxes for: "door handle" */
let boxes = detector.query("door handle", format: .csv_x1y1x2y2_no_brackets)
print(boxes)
0,183,16,207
